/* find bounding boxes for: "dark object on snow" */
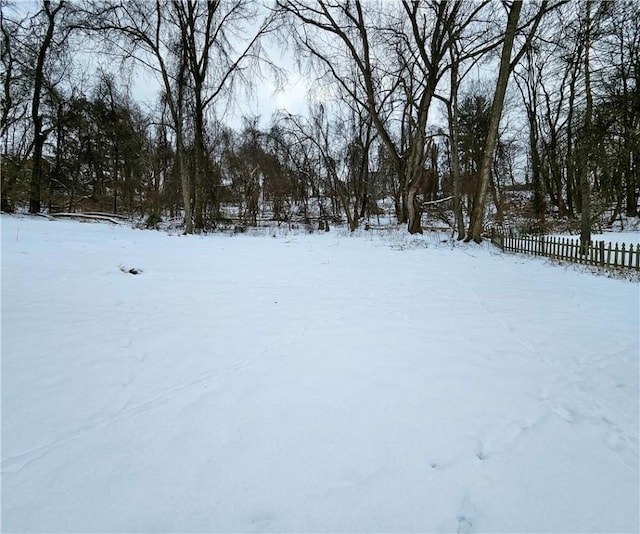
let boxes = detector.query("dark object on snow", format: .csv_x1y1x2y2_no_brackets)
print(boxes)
120,265,142,275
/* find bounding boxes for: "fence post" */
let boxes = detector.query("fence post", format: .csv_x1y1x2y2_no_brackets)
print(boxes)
577,239,582,263
636,244,640,271
599,241,605,267
584,240,589,264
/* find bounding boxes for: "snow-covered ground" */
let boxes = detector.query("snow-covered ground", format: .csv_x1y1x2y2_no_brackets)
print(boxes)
2,215,638,533
551,231,640,246
591,231,640,245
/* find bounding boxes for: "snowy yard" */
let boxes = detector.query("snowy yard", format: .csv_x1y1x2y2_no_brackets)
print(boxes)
1,215,638,533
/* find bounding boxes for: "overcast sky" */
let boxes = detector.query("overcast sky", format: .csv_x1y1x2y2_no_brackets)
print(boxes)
128,44,312,128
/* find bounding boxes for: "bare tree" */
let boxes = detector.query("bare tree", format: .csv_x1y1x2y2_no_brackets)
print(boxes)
1,2,19,139
276,107,356,230
466,0,559,242
515,47,546,220
578,0,593,252
279,0,493,233
86,0,277,232
19,1,72,213
599,1,640,219
172,0,278,230
430,2,504,239
445,40,466,239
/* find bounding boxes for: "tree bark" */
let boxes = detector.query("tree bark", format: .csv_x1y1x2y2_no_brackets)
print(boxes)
29,1,65,214
406,171,427,234
466,1,522,242
579,0,593,254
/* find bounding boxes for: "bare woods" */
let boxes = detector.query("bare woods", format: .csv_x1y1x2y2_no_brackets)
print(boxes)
2,1,638,245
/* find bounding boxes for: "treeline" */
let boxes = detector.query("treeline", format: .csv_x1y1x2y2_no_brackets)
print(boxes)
1,0,638,243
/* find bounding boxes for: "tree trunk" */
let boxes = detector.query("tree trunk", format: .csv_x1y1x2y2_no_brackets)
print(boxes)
579,0,593,255
565,49,582,218
448,51,465,240
489,169,503,223
627,160,638,216
466,1,522,242
29,1,63,213
530,124,545,219
177,135,192,234
193,88,206,231
405,97,433,234
406,164,425,235
30,115,44,213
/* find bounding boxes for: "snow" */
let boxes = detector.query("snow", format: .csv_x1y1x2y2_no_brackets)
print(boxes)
591,231,640,245
2,214,639,533
552,231,640,246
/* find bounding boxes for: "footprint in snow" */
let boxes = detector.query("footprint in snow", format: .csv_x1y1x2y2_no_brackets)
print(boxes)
250,512,276,532
537,385,551,402
457,514,473,534
606,433,623,451
456,496,476,534
552,405,574,423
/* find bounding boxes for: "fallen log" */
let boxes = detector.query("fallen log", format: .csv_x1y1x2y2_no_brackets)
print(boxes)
49,212,122,224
